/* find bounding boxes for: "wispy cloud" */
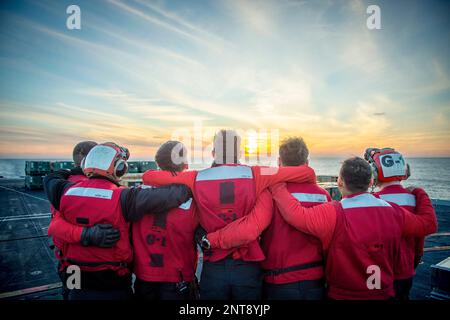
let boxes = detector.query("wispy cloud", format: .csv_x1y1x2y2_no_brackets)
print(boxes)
134,0,233,48
0,0,449,158
107,0,225,52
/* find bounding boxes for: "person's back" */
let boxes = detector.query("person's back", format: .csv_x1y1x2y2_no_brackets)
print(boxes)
132,191,197,299
377,184,415,211
262,183,329,283
366,147,420,299
376,184,417,283
132,141,198,300
194,163,264,262
327,192,403,299
261,137,330,300
195,130,264,300
60,177,132,274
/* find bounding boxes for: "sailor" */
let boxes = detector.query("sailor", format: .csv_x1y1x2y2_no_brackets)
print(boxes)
132,141,199,300
202,137,330,300
49,140,98,299
142,130,316,300
260,138,330,299
365,147,423,300
44,142,191,300
269,157,437,300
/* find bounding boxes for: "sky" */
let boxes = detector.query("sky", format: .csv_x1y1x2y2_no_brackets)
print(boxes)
0,0,449,161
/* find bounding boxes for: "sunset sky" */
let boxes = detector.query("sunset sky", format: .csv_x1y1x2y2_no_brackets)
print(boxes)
0,0,449,161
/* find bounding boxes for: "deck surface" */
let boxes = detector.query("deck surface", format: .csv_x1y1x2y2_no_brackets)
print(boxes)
0,178,448,300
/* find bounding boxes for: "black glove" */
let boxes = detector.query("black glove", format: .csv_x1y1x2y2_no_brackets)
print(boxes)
81,224,121,248
194,226,210,250
175,184,193,203
54,169,71,180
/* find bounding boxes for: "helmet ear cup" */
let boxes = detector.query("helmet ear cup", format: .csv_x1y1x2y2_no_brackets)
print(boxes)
121,147,130,160
80,157,88,175
364,148,380,185
406,163,411,179
114,160,128,178
370,162,378,184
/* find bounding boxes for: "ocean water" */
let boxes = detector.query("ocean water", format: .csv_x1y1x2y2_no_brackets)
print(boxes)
1,158,450,200
309,157,450,200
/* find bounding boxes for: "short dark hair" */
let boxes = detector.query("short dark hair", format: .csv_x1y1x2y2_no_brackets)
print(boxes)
213,129,241,164
155,141,187,172
340,157,372,193
279,137,309,166
73,141,97,166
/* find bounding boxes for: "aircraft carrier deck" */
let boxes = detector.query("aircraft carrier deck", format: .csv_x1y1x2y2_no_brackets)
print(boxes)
0,177,449,300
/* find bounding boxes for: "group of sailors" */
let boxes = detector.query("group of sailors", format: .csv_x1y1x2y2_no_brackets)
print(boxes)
43,129,437,300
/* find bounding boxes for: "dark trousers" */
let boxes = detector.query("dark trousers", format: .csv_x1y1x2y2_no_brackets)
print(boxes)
263,279,326,300
68,289,132,300
65,269,132,300
134,278,191,300
200,258,262,300
394,278,413,300
56,262,69,300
